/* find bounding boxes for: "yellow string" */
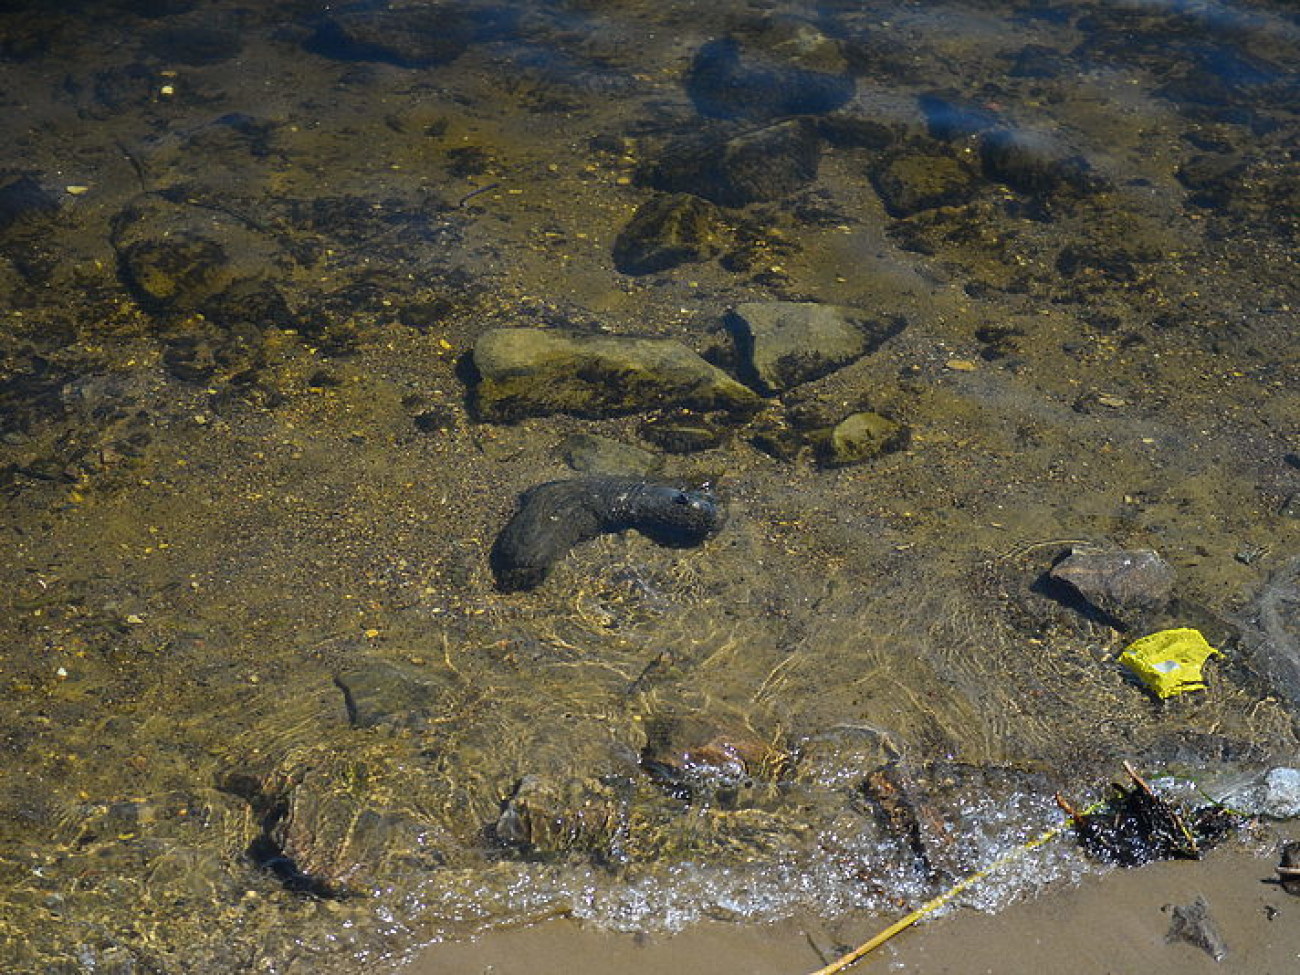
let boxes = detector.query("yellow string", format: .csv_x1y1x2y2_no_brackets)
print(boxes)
808,818,1071,975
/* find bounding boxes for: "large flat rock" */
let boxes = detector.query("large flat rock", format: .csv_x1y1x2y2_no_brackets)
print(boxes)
470,327,763,421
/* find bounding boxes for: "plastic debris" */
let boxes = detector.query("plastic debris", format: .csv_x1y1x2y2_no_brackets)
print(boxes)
1118,627,1220,698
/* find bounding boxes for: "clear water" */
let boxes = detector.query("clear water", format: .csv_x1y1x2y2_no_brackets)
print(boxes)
0,0,1297,971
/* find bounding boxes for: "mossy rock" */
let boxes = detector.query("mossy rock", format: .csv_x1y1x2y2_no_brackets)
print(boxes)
872,154,977,217
814,411,908,466
470,327,764,422
613,193,724,275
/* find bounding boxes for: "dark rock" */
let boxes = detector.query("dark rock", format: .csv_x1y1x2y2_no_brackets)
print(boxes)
0,176,59,234
145,25,243,66
980,128,1096,197
872,153,978,217
490,477,723,592
307,4,471,68
1176,153,1248,208
814,411,909,467
684,20,854,122
612,193,725,275
1249,559,1300,712
468,327,763,422
641,118,822,207
1056,238,1160,281
747,416,804,461
264,770,441,893
725,301,903,395
1048,547,1176,620
117,235,234,312
816,115,899,150
793,725,898,790
110,195,282,316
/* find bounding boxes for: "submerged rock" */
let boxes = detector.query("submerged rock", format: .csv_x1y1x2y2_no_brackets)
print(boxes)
815,411,909,467
494,774,630,855
490,477,723,592
306,5,471,67
726,301,903,395
980,128,1098,197
560,433,663,477
0,175,59,234
640,713,788,801
684,20,854,121
641,119,822,207
469,327,763,421
1048,547,1175,621
612,193,725,275
872,153,978,217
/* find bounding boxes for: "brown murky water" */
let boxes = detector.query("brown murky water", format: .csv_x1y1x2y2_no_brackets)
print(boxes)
1,1,1297,972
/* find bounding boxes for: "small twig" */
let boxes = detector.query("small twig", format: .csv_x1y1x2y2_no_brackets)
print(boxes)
457,182,501,207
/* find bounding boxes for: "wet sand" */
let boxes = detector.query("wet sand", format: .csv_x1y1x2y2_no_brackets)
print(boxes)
412,821,1300,975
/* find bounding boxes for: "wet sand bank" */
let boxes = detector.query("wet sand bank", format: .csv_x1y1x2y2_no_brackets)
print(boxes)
411,820,1300,975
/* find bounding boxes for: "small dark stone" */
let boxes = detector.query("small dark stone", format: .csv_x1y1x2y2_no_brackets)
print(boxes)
334,661,458,732
1007,45,1069,79
412,406,456,433
612,193,724,275
816,116,898,151
639,413,725,454
641,119,822,207
1280,493,1300,519
726,301,902,394
117,235,233,312
560,434,662,477
469,327,763,422
1176,153,1248,207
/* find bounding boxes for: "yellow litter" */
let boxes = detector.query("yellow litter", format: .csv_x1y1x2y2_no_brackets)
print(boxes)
1118,627,1220,698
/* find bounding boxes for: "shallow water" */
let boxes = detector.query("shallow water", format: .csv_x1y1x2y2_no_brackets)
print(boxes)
1,0,1297,971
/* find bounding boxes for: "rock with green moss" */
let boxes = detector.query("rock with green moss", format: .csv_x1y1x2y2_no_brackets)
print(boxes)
613,193,725,275
815,411,908,466
470,327,763,421
872,154,977,217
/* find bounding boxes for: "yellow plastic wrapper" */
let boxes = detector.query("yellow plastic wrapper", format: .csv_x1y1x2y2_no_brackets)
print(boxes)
1118,628,1221,698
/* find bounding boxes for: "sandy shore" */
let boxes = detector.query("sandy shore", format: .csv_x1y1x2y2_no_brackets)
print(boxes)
411,820,1300,975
